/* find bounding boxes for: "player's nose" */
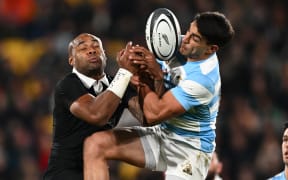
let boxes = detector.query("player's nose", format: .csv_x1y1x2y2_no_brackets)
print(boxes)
182,35,189,44
88,49,97,55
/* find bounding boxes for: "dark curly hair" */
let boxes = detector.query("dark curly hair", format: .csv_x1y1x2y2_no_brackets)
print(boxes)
194,11,235,48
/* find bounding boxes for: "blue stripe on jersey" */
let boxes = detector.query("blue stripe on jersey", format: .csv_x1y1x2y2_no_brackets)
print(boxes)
270,171,286,180
161,122,216,152
160,53,220,153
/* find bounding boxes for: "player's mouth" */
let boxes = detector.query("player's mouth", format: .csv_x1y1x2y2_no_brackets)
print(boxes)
88,57,100,63
179,45,186,52
283,151,288,159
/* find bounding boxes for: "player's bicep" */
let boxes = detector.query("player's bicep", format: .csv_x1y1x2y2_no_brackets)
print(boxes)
127,96,146,125
161,91,186,116
144,91,185,125
70,91,121,125
70,93,95,120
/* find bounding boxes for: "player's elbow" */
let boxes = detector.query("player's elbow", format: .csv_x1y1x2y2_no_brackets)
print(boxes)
70,103,109,126
144,113,162,126
88,113,110,126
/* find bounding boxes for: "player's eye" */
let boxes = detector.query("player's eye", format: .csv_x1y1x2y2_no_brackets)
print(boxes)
79,47,87,51
191,34,201,43
91,42,99,47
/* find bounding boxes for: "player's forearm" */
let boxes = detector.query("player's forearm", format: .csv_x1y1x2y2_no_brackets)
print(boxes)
142,92,166,125
70,92,121,126
127,96,147,126
136,78,166,125
142,90,185,125
70,68,132,126
89,91,122,125
87,67,132,125
154,79,166,97
91,67,133,125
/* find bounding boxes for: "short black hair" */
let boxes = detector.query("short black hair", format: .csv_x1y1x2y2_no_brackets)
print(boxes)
194,11,235,48
284,122,288,133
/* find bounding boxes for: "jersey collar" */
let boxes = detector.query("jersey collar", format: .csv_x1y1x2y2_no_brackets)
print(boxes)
72,68,109,89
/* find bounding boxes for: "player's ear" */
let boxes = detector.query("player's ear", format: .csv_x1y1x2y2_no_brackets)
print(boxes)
211,45,219,52
206,44,219,54
69,56,74,66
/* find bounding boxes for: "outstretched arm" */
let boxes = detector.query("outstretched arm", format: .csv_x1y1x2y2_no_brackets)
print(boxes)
70,91,121,126
70,42,137,126
129,46,186,126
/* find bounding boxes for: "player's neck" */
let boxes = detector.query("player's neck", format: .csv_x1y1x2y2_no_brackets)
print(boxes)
285,166,288,179
91,73,105,80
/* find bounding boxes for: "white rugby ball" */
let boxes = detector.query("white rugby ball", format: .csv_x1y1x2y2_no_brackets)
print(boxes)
145,8,181,61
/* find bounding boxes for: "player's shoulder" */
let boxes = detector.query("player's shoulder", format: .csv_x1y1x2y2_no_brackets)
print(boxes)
62,73,78,81
198,53,219,74
186,70,213,85
58,73,78,84
269,171,286,180
187,59,220,86
177,72,216,96
55,73,80,90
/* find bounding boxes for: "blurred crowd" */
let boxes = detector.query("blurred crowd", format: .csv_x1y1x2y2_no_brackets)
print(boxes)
0,0,287,179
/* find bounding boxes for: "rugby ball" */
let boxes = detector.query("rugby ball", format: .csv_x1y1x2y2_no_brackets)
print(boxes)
145,8,181,61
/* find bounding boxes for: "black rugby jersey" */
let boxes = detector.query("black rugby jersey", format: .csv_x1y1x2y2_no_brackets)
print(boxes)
43,73,135,180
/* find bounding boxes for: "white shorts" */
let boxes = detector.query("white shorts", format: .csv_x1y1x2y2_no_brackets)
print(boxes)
133,125,212,180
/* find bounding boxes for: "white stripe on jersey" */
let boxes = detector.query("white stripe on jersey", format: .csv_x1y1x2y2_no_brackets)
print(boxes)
200,53,218,75
210,79,221,114
215,78,221,94
178,80,214,105
210,120,216,130
210,100,220,114
167,117,201,132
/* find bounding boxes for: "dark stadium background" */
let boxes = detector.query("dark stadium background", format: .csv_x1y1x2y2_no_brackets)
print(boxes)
0,0,287,179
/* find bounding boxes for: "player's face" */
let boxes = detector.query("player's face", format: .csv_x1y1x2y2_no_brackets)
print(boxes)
179,22,211,61
282,129,288,165
71,34,106,77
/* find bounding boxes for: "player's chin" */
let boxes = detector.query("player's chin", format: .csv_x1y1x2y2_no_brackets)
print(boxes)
179,47,188,56
179,46,184,53
283,153,288,162
89,63,102,71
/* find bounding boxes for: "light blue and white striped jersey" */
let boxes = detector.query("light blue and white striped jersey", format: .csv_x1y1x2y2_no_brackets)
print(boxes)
269,171,286,180
158,53,221,153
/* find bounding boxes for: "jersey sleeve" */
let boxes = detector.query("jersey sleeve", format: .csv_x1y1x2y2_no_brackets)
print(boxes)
170,75,215,111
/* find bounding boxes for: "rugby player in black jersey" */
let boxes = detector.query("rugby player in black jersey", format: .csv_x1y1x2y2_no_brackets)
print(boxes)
43,33,142,180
